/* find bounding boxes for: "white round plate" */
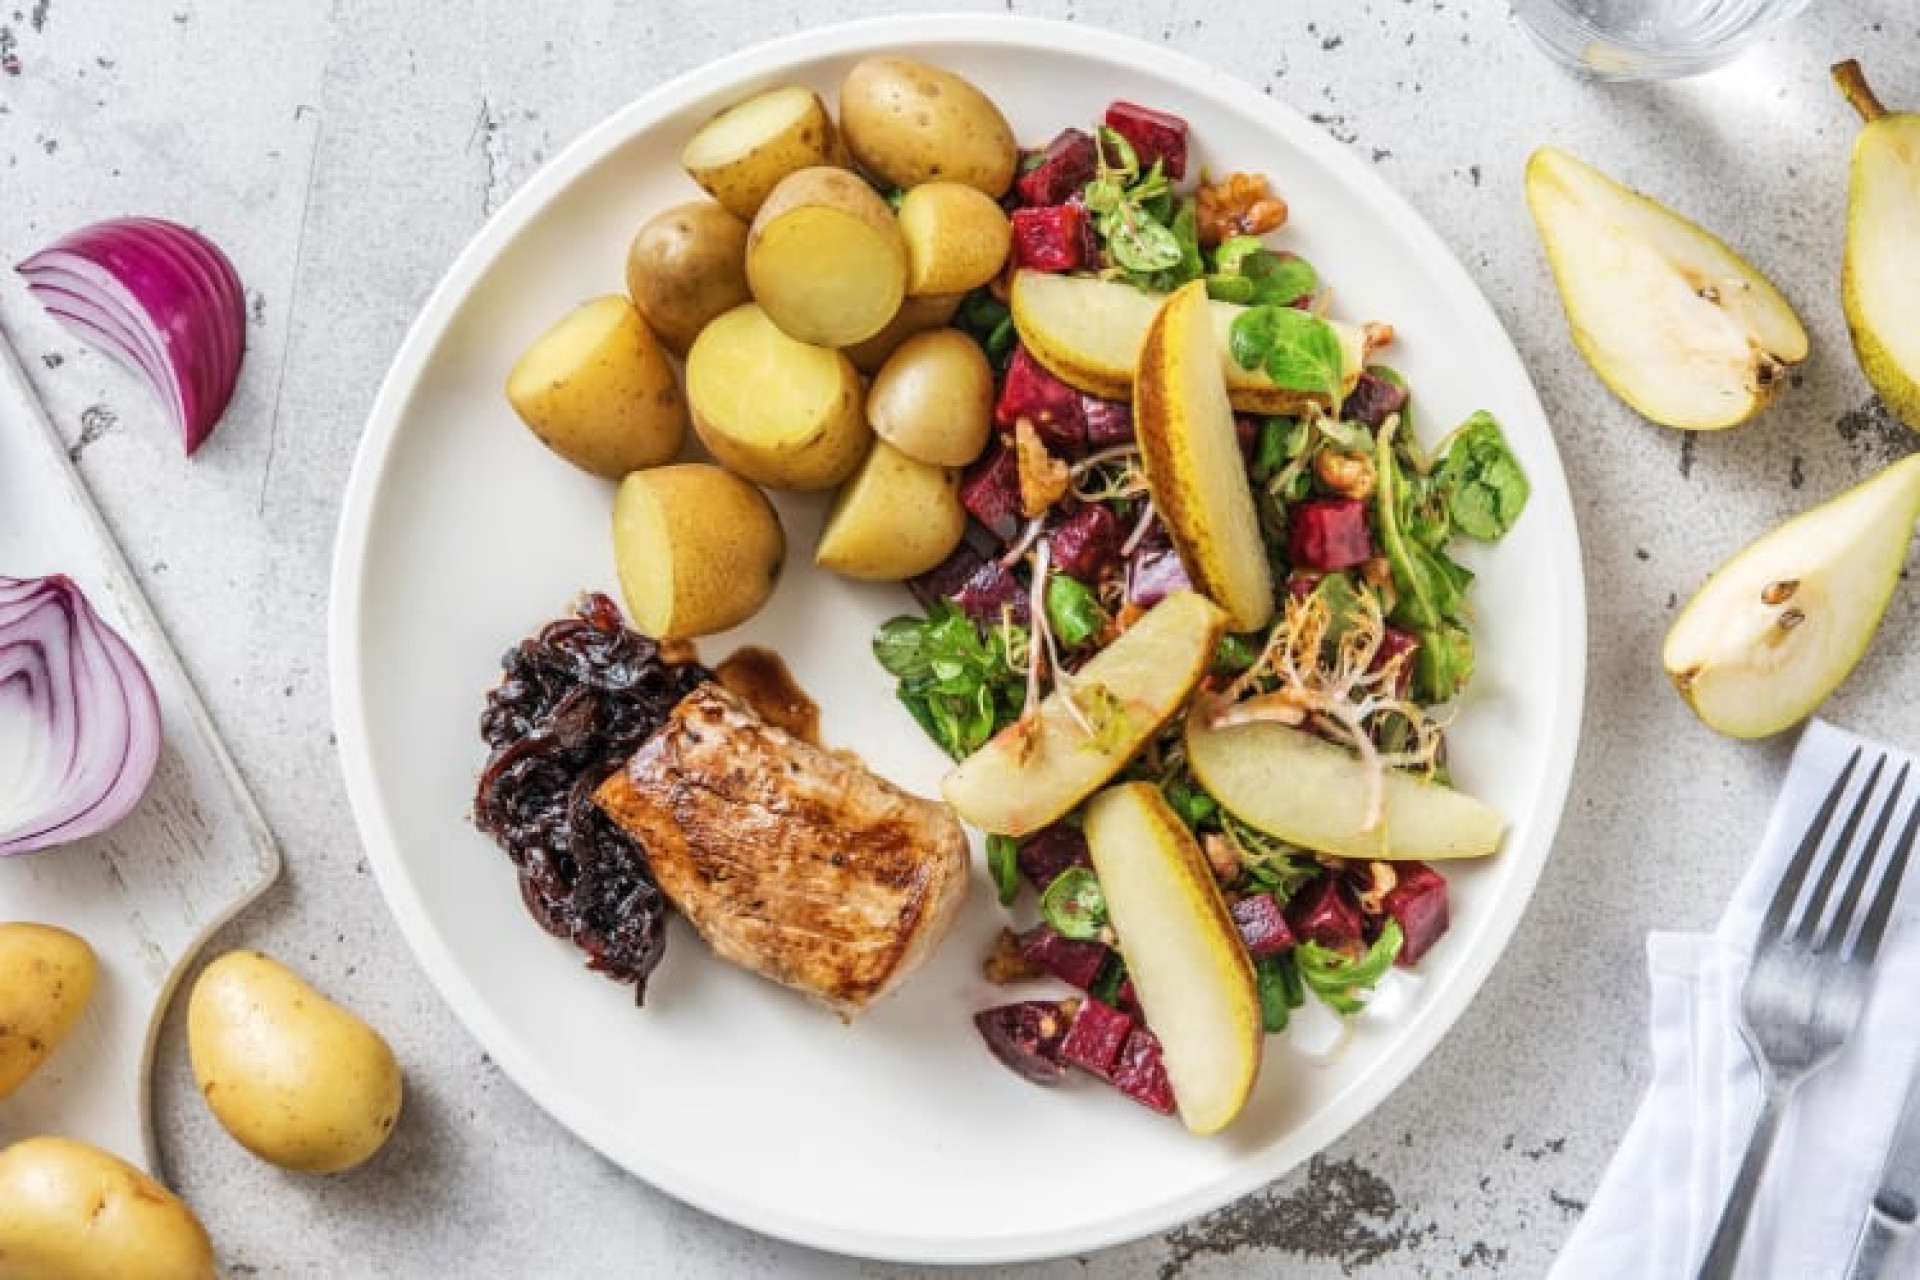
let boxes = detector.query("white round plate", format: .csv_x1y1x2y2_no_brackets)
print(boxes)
329,15,1585,1264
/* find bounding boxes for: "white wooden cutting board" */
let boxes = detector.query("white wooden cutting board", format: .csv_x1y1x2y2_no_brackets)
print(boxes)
0,331,281,1173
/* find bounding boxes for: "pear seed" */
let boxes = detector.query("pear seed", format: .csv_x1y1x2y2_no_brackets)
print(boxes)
1761,579,1799,605
1778,608,1807,631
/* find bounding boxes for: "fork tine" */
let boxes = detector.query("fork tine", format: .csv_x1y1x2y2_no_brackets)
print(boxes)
1821,762,1910,956
1759,747,1865,945
1851,769,1920,966
1794,753,1886,944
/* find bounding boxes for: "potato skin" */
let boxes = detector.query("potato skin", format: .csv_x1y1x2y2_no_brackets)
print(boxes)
0,922,97,1100
746,166,907,349
838,57,1018,196
816,439,966,581
613,463,786,639
0,1137,216,1280
843,291,963,375
188,950,403,1175
866,329,994,467
896,181,1011,297
505,294,688,479
680,85,845,220
626,201,751,358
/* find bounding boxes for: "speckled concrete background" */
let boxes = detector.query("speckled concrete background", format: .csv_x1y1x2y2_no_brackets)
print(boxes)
3,0,1918,1275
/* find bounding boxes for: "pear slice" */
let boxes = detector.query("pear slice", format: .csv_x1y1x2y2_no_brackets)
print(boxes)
1835,61,1920,431
1135,280,1276,633
1083,782,1262,1136
941,590,1227,837
1009,269,1366,416
1664,454,1920,738
1185,711,1504,861
1524,147,1807,431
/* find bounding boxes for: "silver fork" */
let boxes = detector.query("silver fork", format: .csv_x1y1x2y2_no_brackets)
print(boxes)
1697,748,1920,1280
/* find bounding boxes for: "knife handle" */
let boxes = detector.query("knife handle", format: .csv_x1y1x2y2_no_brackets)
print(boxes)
1845,1191,1916,1280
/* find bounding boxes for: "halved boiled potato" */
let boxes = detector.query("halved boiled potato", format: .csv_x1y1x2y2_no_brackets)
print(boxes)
680,85,846,220
613,463,785,639
747,166,907,349
686,303,869,490
942,590,1228,837
897,181,1011,297
1185,712,1504,860
504,294,687,479
815,440,964,581
1010,270,1367,416
866,329,994,467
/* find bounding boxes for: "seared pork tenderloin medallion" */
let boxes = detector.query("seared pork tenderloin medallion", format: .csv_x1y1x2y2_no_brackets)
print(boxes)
595,682,970,1017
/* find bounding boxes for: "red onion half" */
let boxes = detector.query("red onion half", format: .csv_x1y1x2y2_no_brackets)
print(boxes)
0,574,162,855
16,217,246,455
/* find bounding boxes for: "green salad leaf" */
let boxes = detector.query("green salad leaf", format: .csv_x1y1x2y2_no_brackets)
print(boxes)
871,602,1026,759
1227,305,1344,405
1040,867,1108,940
1434,410,1530,541
1045,573,1106,648
1297,919,1403,1016
986,834,1022,907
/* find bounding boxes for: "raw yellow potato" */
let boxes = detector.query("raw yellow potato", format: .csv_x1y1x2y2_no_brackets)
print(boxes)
679,84,846,220
1084,783,1262,1135
866,329,993,466
839,56,1018,196
1135,280,1275,633
816,440,964,580
843,292,964,375
188,950,403,1175
1010,269,1367,416
942,590,1228,836
625,200,751,358
1185,713,1504,860
505,294,687,479
0,922,96,1100
613,463,786,638
896,181,1012,296
0,1137,216,1280
686,303,869,490
746,166,908,348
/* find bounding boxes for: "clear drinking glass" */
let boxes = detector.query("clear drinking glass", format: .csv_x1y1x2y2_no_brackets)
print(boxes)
1510,0,1813,80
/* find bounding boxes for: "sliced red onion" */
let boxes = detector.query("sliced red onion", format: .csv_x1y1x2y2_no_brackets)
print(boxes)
16,217,246,455
0,574,162,855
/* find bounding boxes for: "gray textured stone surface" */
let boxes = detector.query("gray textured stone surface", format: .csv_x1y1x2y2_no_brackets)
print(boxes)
3,0,1918,1274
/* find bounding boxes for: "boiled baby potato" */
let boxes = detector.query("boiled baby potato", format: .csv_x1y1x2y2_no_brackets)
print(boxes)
625,200,751,358
896,181,1011,297
188,950,403,1175
680,84,846,220
505,294,687,479
747,166,907,348
839,56,1018,196
0,922,97,1100
843,291,963,375
614,463,786,638
0,1136,216,1280
816,439,965,581
687,303,869,490
866,329,993,467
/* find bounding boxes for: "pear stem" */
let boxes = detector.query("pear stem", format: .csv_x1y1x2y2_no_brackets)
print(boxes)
1833,59,1888,123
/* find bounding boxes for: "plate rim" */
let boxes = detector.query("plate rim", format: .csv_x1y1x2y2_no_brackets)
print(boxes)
327,12,1588,1264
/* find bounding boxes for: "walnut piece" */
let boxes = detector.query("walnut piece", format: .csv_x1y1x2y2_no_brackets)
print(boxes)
1196,172,1289,247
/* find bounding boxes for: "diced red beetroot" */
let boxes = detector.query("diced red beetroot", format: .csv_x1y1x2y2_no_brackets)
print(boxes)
1011,202,1088,273
1114,975,1142,1019
1060,997,1134,1079
1109,1026,1176,1114
1018,923,1111,990
909,545,986,612
995,346,1087,455
1017,824,1092,888
1046,503,1123,582
949,556,1029,627
1016,128,1099,207
1382,862,1450,967
1342,369,1409,429
1230,893,1296,958
1288,498,1375,572
1234,414,1262,463
974,1000,1073,1085
1080,394,1135,447
1104,101,1189,180
1370,624,1420,695
1286,875,1365,950
960,443,1024,540
1126,537,1193,607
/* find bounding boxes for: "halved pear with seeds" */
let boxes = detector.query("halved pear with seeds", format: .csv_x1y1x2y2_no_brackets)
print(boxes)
1525,147,1807,431
1663,454,1920,738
